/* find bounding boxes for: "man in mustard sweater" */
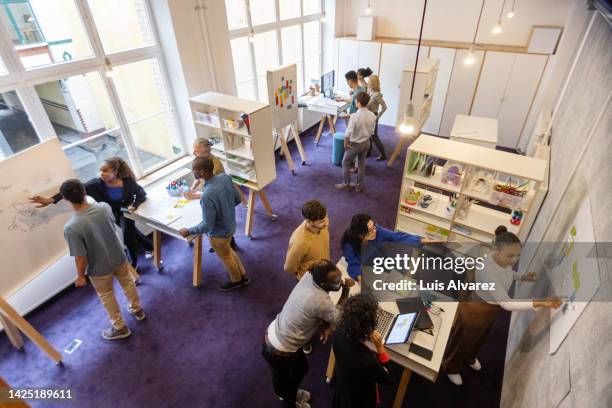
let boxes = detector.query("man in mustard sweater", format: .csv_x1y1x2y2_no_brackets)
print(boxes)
284,200,330,281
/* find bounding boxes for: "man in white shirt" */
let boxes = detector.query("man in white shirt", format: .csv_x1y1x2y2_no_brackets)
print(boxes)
335,92,376,192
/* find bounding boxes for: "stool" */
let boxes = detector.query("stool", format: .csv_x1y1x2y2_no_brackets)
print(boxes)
332,132,345,166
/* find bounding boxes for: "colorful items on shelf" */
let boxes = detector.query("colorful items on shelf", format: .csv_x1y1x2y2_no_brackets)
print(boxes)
419,194,433,208
223,118,244,130
445,197,457,217
424,224,450,241
403,189,421,206
166,180,189,197
466,168,495,195
510,210,524,225
441,161,464,186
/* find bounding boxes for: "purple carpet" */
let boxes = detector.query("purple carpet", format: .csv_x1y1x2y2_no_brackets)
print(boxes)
0,123,508,407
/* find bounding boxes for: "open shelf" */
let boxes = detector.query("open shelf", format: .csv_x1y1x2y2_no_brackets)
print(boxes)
405,165,461,194
453,204,518,236
225,144,254,161
400,187,453,223
398,209,451,230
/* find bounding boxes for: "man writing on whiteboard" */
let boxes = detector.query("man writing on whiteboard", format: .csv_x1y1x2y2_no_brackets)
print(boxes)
61,179,146,340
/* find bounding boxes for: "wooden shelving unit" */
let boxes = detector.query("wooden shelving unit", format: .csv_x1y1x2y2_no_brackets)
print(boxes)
189,92,277,238
395,135,546,243
189,92,276,190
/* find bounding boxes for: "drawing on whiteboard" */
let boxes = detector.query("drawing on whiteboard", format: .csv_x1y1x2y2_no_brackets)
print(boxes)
6,202,53,233
0,185,12,192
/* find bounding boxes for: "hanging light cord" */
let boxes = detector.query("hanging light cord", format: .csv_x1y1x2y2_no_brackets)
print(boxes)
471,0,486,45
410,0,428,101
497,0,507,21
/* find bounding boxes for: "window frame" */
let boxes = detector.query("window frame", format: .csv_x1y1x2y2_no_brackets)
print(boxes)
228,0,324,101
0,0,185,179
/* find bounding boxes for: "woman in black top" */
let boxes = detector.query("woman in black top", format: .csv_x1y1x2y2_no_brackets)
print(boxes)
30,157,152,268
333,294,392,408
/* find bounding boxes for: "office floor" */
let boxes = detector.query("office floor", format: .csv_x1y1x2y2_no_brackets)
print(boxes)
0,123,509,408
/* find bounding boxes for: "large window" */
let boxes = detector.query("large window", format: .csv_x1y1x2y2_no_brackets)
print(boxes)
0,0,182,178
226,0,323,102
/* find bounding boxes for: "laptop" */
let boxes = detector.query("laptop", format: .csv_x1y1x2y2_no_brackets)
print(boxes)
376,308,419,345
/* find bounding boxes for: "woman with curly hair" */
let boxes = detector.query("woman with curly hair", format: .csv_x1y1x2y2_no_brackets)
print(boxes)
332,293,392,408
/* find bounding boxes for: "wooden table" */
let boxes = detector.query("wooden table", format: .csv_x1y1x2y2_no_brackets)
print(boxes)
299,93,349,145
329,259,458,408
126,168,276,287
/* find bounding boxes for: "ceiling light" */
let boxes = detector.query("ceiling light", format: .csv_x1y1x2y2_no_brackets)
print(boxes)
400,103,417,135
365,1,372,14
507,10,515,18
492,19,502,34
465,0,484,65
320,11,326,22
104,57,114,78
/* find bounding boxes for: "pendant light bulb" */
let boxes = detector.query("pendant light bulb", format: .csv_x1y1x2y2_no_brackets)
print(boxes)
507,9,515,18
492,19,502,34
399,102,417,135
464,44,476,65
365,1,372,14
248,31,255,43
104,57,114,78
320,11,326,22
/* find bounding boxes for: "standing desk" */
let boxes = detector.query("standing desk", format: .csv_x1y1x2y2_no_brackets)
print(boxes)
126,167,276,287
329,259,458,408
299,93,349,145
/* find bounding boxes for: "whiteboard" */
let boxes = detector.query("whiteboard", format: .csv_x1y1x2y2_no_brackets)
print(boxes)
0,138,76,298
266,64,298,129
549,196,600,353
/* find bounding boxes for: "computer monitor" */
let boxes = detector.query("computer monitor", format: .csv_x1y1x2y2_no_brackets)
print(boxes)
321,71,335,97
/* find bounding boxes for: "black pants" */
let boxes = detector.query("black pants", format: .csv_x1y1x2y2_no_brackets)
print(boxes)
262,341,308,407
367,118,386,158
120,216,153,268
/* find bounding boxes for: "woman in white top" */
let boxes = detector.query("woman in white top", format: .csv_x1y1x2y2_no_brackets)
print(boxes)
365,75,387,161
443,226,562,386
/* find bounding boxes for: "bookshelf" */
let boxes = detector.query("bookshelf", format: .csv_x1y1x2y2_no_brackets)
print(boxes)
189,92,277,238
396,135,546,243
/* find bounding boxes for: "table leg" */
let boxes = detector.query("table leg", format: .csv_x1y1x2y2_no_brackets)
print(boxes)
0,313,23,350
325,348,336,384
153,229,162,269
387,137,407,167
0,298,62,364
258,190,276,219
245,189,256,238
289,124,307,165
327,114,336,134
279,130,296,174
314,117,325,145
392,368,412,408
192,235,202,288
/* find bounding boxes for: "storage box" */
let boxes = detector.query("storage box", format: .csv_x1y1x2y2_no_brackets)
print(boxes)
357,16,376,41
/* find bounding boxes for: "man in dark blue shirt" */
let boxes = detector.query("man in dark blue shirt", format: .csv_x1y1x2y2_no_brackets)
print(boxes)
180,157,248,291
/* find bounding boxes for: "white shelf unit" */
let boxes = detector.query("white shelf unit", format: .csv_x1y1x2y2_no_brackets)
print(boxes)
189,92,276,190
395,135,546,243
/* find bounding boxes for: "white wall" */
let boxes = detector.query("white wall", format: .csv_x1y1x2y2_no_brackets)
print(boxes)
340,0,575,46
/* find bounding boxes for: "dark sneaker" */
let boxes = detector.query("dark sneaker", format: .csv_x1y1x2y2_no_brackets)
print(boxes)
376,155,386,161
209,247,216,253
218,280,243,291
240,276,251,286
128,305,146,321
302,343,313,354
102,326,131,340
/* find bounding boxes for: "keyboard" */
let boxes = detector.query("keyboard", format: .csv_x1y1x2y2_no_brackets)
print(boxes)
376,308,395,338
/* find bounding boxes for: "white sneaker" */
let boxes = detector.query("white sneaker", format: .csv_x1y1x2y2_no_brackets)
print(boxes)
295,402,311,408
447,373,463,385
145,251,153,260
468,358,482,371
296,389,311,403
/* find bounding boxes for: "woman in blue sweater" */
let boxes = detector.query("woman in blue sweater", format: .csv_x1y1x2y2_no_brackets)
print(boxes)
341,213,441,282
